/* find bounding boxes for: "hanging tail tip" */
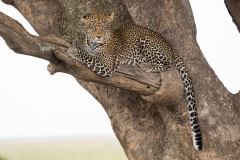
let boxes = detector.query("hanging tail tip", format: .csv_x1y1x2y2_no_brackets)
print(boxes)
193,135,202,150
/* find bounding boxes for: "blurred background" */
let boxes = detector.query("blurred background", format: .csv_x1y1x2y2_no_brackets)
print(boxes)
0,0,239,159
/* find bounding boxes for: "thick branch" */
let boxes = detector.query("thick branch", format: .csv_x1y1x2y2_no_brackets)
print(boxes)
52,47,161,95
225,0,240,33
0,11,166,96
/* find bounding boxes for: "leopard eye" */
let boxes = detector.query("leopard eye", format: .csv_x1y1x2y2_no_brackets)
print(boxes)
81,14,89,23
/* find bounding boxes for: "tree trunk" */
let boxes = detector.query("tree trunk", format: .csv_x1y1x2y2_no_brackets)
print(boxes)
0,0,240,159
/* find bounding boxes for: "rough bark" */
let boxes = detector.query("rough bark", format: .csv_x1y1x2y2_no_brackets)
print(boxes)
224,0,240,33
0,0,240,160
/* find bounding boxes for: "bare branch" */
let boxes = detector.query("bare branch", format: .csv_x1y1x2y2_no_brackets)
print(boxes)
0,9,185,103
53,47,161,95
0,12,67,61
0,11,164,96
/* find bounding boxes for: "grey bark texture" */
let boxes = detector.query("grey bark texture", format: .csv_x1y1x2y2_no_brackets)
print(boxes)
224,0,240,33
0,0,240,159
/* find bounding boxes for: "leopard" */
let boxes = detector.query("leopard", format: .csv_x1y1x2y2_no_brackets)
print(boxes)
66,12,202,150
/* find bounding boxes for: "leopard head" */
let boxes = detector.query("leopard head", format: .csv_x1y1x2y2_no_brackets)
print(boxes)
81,12,114,48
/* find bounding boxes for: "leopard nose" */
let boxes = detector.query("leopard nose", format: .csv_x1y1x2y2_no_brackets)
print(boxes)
97,36,102,39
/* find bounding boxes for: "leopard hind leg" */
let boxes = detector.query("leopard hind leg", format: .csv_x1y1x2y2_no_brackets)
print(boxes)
139,62,170,73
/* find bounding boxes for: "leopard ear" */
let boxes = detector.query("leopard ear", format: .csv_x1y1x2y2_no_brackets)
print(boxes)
81,14,89,23
106,12,114,22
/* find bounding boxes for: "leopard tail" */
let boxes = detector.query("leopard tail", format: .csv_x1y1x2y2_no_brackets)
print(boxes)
173,56,203,150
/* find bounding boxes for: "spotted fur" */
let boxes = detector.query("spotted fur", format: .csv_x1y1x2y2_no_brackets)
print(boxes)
66,12,202,150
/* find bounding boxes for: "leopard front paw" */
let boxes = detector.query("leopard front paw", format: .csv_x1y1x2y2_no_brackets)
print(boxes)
62,35,74,43
66,47,80,60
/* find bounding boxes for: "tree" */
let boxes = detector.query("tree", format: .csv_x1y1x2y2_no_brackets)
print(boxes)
0,0,239,159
